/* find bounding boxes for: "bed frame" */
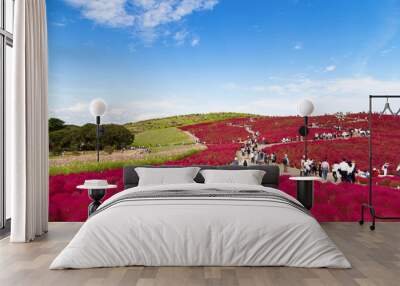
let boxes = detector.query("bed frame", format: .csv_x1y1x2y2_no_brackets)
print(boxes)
123,165,280,190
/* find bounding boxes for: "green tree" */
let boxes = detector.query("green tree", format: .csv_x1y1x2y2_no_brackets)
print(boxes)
49,125,81,152
49,118,65,132
79,123,97,150
49,123,134,152
102,124,134,149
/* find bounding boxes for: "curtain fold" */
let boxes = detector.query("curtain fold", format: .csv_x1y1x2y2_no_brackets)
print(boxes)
9,0,48,242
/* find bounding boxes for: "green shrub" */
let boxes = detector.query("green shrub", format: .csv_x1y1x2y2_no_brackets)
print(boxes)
49,122,134,153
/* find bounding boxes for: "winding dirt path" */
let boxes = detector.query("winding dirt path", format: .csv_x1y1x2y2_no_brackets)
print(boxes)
234,124,345,181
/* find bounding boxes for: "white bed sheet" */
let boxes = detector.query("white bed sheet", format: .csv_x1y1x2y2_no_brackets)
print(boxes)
50,183,350,269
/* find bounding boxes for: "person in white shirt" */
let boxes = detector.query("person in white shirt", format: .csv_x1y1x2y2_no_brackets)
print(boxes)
382,163,389,176
250,152,255,164
300,156,306,176
347,160,356,183
271,153,277,164
332,161,340,182
339,159,349,182
305,159,312,176
321,159,330,180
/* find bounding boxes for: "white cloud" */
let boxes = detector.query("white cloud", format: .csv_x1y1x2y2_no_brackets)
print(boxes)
174,30,188,45
293,42,303,50
52,21,67,27
191,36,200,47
134,0,219,35
325,65,336,72
65,0,135,27
52,17,71,27
219,76,400,115
50,97,197,124
106,99,192,122
50,75,400,124
51,102,88,114
380,46,396,55
49,102,91,123
65,0,218,44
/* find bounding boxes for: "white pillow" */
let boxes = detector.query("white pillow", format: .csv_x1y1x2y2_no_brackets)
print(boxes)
200,169,266,185
135,167,200,186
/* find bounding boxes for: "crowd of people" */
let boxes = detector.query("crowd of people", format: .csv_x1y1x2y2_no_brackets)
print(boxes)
231,134,278,166
233,133,360,183
313,128,369,141
234,137,267,166
229,124,399,185
232,141,400,183
299,157,400,183
298,157,337,181
277,127,370,145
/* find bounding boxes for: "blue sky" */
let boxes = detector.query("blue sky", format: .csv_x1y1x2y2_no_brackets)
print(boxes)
47,0,400,124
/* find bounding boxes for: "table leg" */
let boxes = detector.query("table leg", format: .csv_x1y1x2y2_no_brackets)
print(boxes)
297,181,314,210
88,189,106,216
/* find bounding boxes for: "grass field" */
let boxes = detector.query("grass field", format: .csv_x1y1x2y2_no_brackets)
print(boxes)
133,127,195,147
125,112,255,134
49,145,205,176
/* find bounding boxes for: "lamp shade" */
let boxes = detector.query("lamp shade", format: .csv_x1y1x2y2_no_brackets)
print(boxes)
297,99,314,117
89,99,107,117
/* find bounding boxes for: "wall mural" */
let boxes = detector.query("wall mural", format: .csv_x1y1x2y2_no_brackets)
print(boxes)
47,0,400,222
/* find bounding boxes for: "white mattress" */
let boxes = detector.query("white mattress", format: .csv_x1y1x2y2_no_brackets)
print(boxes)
50,183,351,269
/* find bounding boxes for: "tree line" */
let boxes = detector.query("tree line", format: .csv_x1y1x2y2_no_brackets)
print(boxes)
49,118,134,155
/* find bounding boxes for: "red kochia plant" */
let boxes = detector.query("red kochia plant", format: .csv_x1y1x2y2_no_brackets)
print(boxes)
164,144,240,166
181,121,249,144
279,175,400,222
49,113,400,222
49,169,123,222
49,171,400,222
263,114,400,171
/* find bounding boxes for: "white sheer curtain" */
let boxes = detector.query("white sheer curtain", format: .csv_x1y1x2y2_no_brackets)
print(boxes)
9,0,48,242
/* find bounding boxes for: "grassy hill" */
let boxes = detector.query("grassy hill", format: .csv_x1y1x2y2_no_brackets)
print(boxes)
124,112,256,134
133,127,195,147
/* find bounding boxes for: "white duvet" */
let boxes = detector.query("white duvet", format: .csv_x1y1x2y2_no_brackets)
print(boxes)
50,183,351,269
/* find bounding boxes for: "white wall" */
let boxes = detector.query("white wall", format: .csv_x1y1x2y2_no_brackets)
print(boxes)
5,44,13,219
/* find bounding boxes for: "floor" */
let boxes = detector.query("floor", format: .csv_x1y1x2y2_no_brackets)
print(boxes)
0,222,398,286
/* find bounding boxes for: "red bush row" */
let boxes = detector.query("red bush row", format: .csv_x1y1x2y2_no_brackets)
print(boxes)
263,136,400,173
49,169,124,222
181,121,250,144
49,170,400,222
164,144,239,166
280,175,400,222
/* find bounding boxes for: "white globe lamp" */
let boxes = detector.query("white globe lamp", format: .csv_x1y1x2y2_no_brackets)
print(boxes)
89,99,107,163
297,99,314,117
89,99,107,117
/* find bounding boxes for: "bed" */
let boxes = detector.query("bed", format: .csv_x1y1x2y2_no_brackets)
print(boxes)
50,165,350,269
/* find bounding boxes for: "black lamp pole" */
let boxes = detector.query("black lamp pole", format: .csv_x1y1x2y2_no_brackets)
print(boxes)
96,115,100,163
304,116,308,160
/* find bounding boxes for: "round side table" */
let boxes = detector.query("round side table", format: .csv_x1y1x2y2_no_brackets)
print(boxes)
77,184,117,217
289,176,321,210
